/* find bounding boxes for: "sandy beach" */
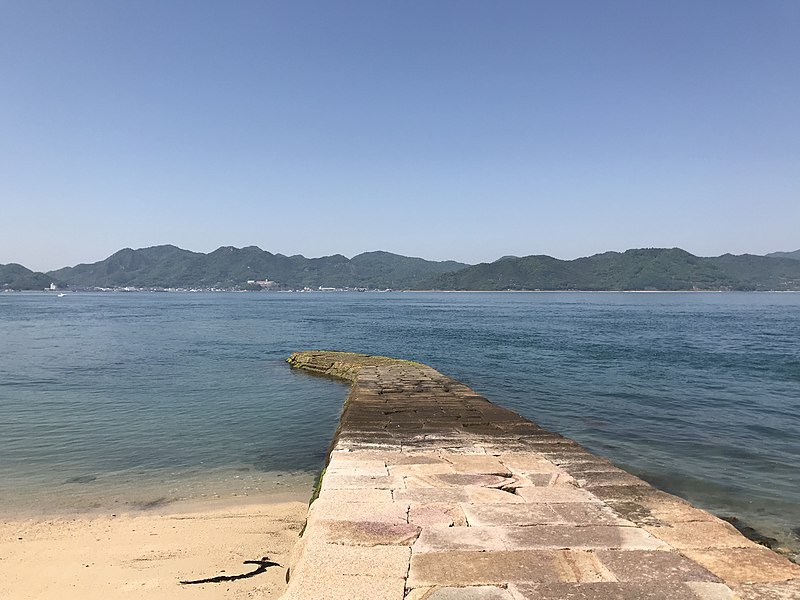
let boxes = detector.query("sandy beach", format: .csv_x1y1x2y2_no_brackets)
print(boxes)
0,495,308,600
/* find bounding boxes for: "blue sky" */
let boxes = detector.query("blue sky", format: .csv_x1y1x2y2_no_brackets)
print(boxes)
1,1,798,271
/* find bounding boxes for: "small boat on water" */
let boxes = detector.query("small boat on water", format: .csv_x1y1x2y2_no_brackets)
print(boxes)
57,293,65,297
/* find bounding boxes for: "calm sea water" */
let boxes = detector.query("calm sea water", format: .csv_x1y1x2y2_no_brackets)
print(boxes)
1,292,798,550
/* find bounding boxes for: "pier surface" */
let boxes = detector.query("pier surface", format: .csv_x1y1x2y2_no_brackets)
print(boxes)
282,351,799,600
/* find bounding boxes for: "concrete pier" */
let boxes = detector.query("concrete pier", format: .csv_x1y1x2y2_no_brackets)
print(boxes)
281,351,799,600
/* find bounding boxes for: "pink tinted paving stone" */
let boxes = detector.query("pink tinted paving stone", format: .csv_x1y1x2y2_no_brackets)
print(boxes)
315,520,421,546
409,504,467,527
282,352,797,599
413,526,506,552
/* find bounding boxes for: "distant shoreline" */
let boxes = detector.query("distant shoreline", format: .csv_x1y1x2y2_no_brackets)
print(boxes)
5,288,800,294
5,245,800,292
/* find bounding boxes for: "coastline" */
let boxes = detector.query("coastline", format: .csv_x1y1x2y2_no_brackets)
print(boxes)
0,492,309,600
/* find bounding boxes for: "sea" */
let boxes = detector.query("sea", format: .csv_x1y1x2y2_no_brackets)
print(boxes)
1,291,798,552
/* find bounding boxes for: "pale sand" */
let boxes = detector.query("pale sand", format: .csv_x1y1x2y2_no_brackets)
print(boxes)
0,495,309,600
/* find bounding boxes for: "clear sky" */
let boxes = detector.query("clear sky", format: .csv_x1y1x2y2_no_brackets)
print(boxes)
1,1,798,271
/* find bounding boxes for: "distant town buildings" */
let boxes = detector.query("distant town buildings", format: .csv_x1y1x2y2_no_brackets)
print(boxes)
246,279,277,288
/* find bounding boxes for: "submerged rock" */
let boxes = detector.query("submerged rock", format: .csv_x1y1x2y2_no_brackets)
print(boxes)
722,515,780,548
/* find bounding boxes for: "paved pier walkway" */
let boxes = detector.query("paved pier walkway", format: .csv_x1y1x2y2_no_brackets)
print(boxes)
281,351,799,600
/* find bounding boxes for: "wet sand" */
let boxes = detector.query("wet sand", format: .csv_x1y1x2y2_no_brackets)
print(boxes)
0,495,308,600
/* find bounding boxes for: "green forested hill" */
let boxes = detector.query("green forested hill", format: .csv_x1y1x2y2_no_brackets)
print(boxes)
766,249,800,261
706,254,800,290
0,264,61,291
45,245,469,289
4,246,800,291
418,248,800,291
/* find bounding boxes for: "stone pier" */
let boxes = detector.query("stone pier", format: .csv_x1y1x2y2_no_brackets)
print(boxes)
280,351,799,600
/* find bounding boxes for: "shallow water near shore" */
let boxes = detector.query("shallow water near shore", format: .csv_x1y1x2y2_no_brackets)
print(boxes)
1,291,798,552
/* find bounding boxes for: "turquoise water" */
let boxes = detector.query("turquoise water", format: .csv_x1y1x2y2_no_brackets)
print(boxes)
1,291,798,551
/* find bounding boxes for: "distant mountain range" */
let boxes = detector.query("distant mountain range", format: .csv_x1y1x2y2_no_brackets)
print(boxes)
766,249,800,261
2,245,800,291
1,246,468,291
426,248,800,291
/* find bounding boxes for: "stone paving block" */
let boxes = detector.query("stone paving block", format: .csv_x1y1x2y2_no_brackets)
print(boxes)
556,458,621,473
497,458,564,473
682,547,800,585
465,486,526,504
320,472,404,490
407,550,612,587
443,455,511,475
282,573,406,600
644,522,758,550
731,579,800,599
414,526,506,552
406,586,514,600
439,473,516,488
462,503,562,527
514,485,599,503
315,520,421,546
408,550,559,587
395,488,472,504
503,525,668,551
587,484,660,504
290,542,411,581
325,459,388,477
576,471,651,488
317,488,394,503
642,498,722,523
479,442,540,454
307,499,409,524
509,582,735,600
337,441,403,452
549,502,634,526
432,446,488,455
389,463,457,477
595,550,722,583
508,473,566,487
409,504,467,527
384,454,449,466
685,582,737,600
601,500,660,525
404,473,512,489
